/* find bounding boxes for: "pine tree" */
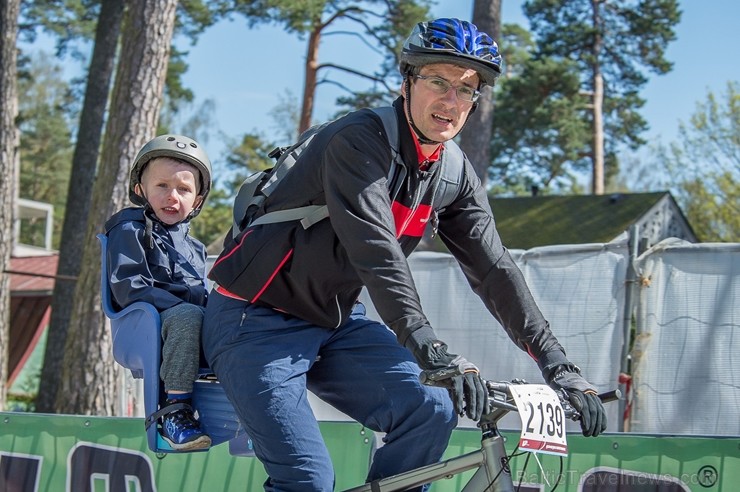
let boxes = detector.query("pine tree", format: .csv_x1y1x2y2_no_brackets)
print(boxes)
522,0,680,194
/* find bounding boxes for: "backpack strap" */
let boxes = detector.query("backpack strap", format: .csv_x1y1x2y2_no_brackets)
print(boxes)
370,106,399,154
250,204,329,229
369,107,407,201
434,140,465,211
232,170,269,238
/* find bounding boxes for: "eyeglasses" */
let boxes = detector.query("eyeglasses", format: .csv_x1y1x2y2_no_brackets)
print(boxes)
414,74,480,103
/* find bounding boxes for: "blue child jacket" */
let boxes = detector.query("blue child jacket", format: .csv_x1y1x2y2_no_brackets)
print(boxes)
104,207,208,312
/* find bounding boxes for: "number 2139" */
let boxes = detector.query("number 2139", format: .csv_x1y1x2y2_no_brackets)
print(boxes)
525,401,564,437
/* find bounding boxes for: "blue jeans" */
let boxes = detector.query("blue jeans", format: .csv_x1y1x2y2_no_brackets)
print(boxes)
202,291,456,492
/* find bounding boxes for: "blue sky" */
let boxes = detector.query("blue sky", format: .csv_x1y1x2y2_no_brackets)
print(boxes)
26,1,740,185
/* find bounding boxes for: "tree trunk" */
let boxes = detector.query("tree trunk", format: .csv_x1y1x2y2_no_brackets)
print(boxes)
56,0,177,415
36,0,125,414
459,0,502,186
299,23,321,134
0,0,21,410
591,0,605,195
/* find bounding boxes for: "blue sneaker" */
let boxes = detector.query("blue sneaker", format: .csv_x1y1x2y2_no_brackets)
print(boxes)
160,403,211,451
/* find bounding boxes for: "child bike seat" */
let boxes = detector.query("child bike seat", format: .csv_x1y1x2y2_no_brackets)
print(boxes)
97,233,252,456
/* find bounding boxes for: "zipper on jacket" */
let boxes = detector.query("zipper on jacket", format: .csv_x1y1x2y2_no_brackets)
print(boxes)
332,296,342,328
398,164,442,238
427,164,445,239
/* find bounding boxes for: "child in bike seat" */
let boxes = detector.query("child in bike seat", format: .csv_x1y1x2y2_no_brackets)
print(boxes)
104,134,212,451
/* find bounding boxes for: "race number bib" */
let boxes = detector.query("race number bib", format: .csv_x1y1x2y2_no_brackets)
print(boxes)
509,384,568,456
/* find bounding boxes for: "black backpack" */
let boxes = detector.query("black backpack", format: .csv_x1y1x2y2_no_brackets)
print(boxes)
228,106,465,239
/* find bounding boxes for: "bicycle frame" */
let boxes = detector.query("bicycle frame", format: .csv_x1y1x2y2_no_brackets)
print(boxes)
343,396,523,492
342,382,619,492
343,425,514,492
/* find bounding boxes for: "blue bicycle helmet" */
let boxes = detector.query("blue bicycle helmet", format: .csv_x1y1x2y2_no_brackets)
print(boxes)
400,18,503,87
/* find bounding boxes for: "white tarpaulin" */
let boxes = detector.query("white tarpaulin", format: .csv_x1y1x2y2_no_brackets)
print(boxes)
630,239,740,435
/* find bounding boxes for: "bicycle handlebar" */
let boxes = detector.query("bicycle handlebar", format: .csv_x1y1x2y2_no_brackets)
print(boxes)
418,366,460,385
420,368,621,422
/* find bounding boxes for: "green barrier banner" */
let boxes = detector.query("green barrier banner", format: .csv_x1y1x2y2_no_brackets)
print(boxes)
0,413,371,491
443,428,739,492
1,412,738,491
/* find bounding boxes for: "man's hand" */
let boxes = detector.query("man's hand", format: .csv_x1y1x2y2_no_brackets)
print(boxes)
412,339,487,421
548,366,607,437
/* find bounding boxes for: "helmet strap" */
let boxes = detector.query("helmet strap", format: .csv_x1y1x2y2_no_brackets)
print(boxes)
469,101,478,116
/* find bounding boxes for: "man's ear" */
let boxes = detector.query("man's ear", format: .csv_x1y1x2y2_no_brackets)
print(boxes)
193,195,204,210
134,183,144,197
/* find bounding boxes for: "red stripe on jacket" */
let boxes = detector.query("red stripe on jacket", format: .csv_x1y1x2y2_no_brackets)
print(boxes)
391,201,433,238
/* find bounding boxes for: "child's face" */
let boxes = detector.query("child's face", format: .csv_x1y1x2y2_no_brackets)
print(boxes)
135,157,203,225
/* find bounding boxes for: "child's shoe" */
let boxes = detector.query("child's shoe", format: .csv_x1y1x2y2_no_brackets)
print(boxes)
160,402,211,451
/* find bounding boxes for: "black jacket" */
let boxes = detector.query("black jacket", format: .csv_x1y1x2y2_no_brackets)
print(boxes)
211,98,569,372
105,207,208,312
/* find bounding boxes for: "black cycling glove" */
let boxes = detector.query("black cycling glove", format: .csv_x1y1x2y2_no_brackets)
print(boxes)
410,339,487,421
547,366,607,437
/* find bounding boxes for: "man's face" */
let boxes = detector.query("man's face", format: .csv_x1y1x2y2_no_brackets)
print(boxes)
135,157,203,225
403,63,480,144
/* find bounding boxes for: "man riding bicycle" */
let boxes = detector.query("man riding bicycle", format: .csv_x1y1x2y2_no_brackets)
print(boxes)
203,17,607,492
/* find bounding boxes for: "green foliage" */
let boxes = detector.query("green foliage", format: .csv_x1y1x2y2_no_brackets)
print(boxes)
19,0,99,58
235,0,328,32
224,132,278,185
177,0,233,39
651,82,739,242
681,173,738,242
490,55,591,192
17,52,75,248
163,47,195,114
525,0,679,80
7,333,45,413
513,0,680,190
498,23,536,78
362,0,431,78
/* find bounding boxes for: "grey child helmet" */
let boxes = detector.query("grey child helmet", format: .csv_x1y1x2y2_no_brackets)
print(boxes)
129,134,212,218
399,18,503,87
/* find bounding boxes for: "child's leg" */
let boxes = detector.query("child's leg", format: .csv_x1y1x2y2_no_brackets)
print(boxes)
158,303,210,450
160,303,205,394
